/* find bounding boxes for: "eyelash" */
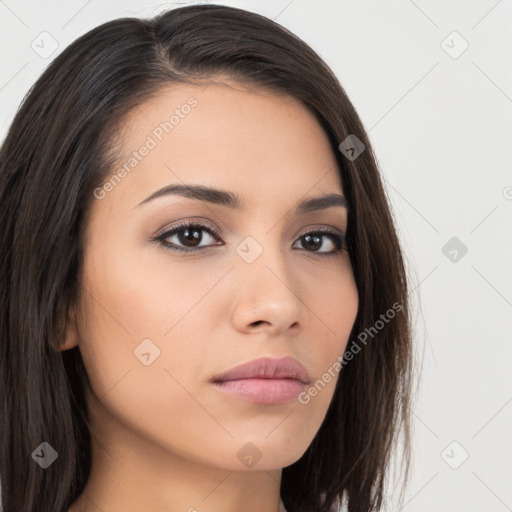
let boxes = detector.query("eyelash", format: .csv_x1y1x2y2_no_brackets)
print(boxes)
153,221,346,257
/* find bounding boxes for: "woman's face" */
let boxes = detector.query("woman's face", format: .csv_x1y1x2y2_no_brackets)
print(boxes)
69,81,358,471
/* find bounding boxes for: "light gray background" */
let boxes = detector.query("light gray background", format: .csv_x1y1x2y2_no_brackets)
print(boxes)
1,1,511,511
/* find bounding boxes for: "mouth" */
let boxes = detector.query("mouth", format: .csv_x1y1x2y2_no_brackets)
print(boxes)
210,356,311,405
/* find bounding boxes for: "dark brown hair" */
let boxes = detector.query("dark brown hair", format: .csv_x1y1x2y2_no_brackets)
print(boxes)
0,4,414,512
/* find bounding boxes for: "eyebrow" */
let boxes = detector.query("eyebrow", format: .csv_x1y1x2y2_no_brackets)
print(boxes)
136,183,349,214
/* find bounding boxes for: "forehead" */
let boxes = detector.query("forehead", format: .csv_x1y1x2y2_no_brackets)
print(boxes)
103,81,344,210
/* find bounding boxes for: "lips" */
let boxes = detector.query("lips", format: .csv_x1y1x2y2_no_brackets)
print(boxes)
210,356,311,405
211,356,311,385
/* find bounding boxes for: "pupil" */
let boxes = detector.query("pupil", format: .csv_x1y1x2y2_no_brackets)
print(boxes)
303,234,321,251
179,227,201,247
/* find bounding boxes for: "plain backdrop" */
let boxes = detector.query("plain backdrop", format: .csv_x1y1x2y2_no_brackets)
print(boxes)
1,1,511,511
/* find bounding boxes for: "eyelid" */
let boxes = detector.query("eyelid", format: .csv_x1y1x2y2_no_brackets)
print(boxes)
153,218,221,239
296,224,345,238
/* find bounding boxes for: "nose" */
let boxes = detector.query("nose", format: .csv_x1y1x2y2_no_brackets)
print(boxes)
229,245,307,336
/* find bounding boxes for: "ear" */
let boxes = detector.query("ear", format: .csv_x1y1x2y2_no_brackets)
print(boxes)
59,304,80,351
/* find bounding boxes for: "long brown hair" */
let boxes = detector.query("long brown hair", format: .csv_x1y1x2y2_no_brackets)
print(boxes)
0,5,414,511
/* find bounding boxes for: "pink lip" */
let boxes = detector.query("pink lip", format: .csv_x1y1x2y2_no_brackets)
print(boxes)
210,356,311,405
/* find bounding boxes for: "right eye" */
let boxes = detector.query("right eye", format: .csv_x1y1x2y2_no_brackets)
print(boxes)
155,221,224,253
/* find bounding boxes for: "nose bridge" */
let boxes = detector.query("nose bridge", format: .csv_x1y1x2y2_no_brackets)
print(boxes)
235,231,292,290
230,232,305,331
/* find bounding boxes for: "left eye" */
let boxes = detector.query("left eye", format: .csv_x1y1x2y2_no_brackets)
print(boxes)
292,232,343,254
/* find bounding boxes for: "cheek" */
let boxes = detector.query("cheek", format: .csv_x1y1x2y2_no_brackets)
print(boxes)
75,251,225,458
76,238,232,405
306,261,359,359
297,264,358,407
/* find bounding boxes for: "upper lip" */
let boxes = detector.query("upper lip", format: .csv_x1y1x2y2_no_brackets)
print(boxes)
211,356,311,384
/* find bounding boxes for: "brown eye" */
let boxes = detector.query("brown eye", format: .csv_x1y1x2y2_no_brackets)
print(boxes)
156,222,223,253
172,226,206,247
293,229,345,255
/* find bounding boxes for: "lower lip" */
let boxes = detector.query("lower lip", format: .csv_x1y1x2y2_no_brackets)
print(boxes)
212,378,307,404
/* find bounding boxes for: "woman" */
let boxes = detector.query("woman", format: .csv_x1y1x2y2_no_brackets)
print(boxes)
0,4,414,512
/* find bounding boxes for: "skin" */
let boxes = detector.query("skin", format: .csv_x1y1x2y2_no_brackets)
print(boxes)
64,80,359,512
